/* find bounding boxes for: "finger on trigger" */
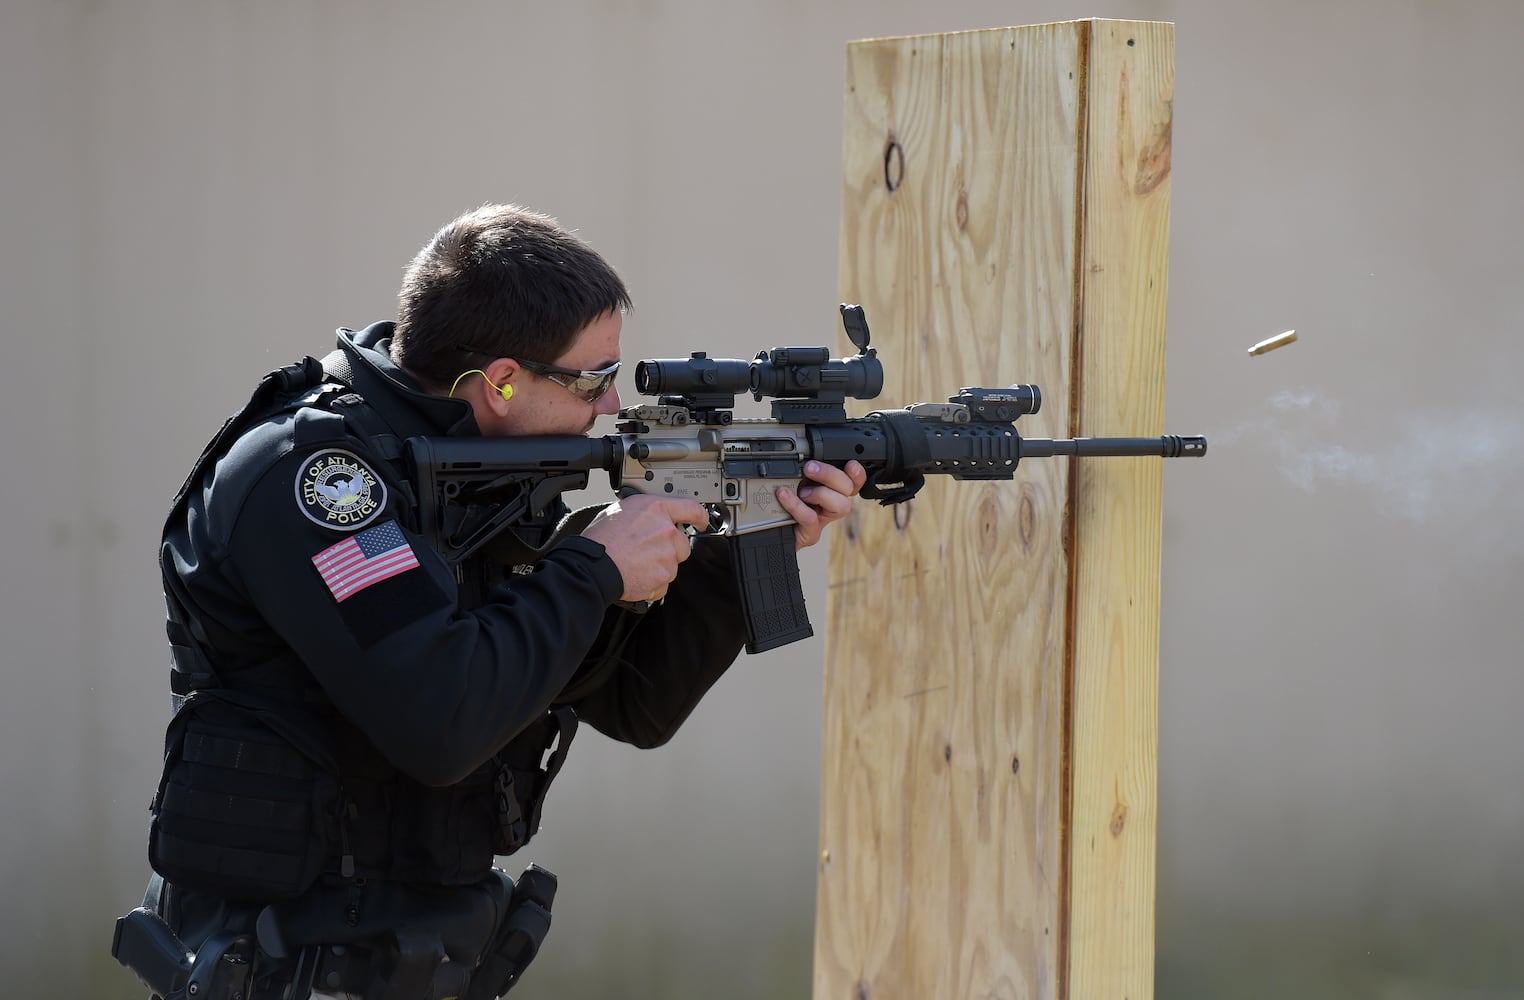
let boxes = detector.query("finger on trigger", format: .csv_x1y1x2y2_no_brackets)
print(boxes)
664,498,708,528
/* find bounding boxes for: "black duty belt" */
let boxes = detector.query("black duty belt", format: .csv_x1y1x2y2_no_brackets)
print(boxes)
113,865,558,1000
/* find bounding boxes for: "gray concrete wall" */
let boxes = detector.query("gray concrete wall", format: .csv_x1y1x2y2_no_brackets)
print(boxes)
2,1,1519,997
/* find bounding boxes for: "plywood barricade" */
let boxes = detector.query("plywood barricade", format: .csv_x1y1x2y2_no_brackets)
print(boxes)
815,20,1173,1000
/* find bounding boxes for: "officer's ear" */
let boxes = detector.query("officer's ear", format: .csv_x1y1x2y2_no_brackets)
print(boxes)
482,359,521,412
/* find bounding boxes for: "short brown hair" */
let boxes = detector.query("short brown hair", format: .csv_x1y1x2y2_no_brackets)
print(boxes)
391,204,631,388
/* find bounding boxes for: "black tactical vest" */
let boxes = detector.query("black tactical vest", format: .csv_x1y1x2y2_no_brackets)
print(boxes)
147,356,576,902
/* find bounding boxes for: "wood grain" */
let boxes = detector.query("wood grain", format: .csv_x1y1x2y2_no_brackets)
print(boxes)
1065,20,1173,1000
818,23,1082,1000
817,19,1173,1000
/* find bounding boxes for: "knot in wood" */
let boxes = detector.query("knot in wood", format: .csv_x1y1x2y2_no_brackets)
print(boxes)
883,135,905,193
1018,487,1037,550
843,506,861,544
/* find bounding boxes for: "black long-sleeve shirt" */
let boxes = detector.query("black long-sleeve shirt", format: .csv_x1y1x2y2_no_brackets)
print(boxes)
162,323,748,789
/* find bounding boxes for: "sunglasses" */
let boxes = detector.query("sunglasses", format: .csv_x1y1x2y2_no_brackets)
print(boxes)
459,345,621,402
515,357,621,402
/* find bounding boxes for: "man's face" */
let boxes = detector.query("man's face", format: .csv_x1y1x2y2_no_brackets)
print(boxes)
477,309,625,438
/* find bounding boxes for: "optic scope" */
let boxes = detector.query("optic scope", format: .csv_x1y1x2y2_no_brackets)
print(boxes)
635,348,883,402
634,354,751,397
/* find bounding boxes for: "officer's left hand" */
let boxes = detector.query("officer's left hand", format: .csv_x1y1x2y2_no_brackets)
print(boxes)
777,460,867,551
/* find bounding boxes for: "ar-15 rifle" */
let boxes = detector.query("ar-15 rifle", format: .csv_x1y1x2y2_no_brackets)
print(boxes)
407,305,1206,654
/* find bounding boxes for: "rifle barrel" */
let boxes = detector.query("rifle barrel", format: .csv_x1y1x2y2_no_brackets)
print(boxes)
1019,435,1207,458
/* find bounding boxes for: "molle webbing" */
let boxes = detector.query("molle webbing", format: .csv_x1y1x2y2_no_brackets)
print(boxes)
149,691,345,902
182,729,313,780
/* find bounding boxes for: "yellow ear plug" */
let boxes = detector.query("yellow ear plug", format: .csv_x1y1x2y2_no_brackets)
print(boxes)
449,369,513,400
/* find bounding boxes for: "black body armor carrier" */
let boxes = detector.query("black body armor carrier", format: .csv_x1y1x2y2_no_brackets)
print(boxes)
147,356,577,904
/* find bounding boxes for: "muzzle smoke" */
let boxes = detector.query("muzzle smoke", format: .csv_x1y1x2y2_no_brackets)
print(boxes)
1217,388,1523,543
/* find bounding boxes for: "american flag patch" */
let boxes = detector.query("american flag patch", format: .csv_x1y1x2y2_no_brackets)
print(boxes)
312,520,420,602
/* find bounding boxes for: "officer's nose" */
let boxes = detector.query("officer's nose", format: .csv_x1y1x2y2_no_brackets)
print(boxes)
594,382,622,416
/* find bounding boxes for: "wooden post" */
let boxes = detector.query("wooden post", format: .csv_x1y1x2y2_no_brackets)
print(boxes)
815,20,1173,1000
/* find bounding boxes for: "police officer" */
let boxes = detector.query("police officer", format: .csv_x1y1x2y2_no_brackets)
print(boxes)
125,204,866,999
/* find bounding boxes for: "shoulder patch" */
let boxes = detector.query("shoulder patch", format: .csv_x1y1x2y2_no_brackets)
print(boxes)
295,449,388,531
312,520,419,602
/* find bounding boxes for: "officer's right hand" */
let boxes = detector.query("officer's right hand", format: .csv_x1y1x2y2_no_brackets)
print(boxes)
581,494,709,602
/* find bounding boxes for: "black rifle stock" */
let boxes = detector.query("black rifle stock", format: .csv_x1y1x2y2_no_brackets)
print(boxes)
407,306,1206,654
